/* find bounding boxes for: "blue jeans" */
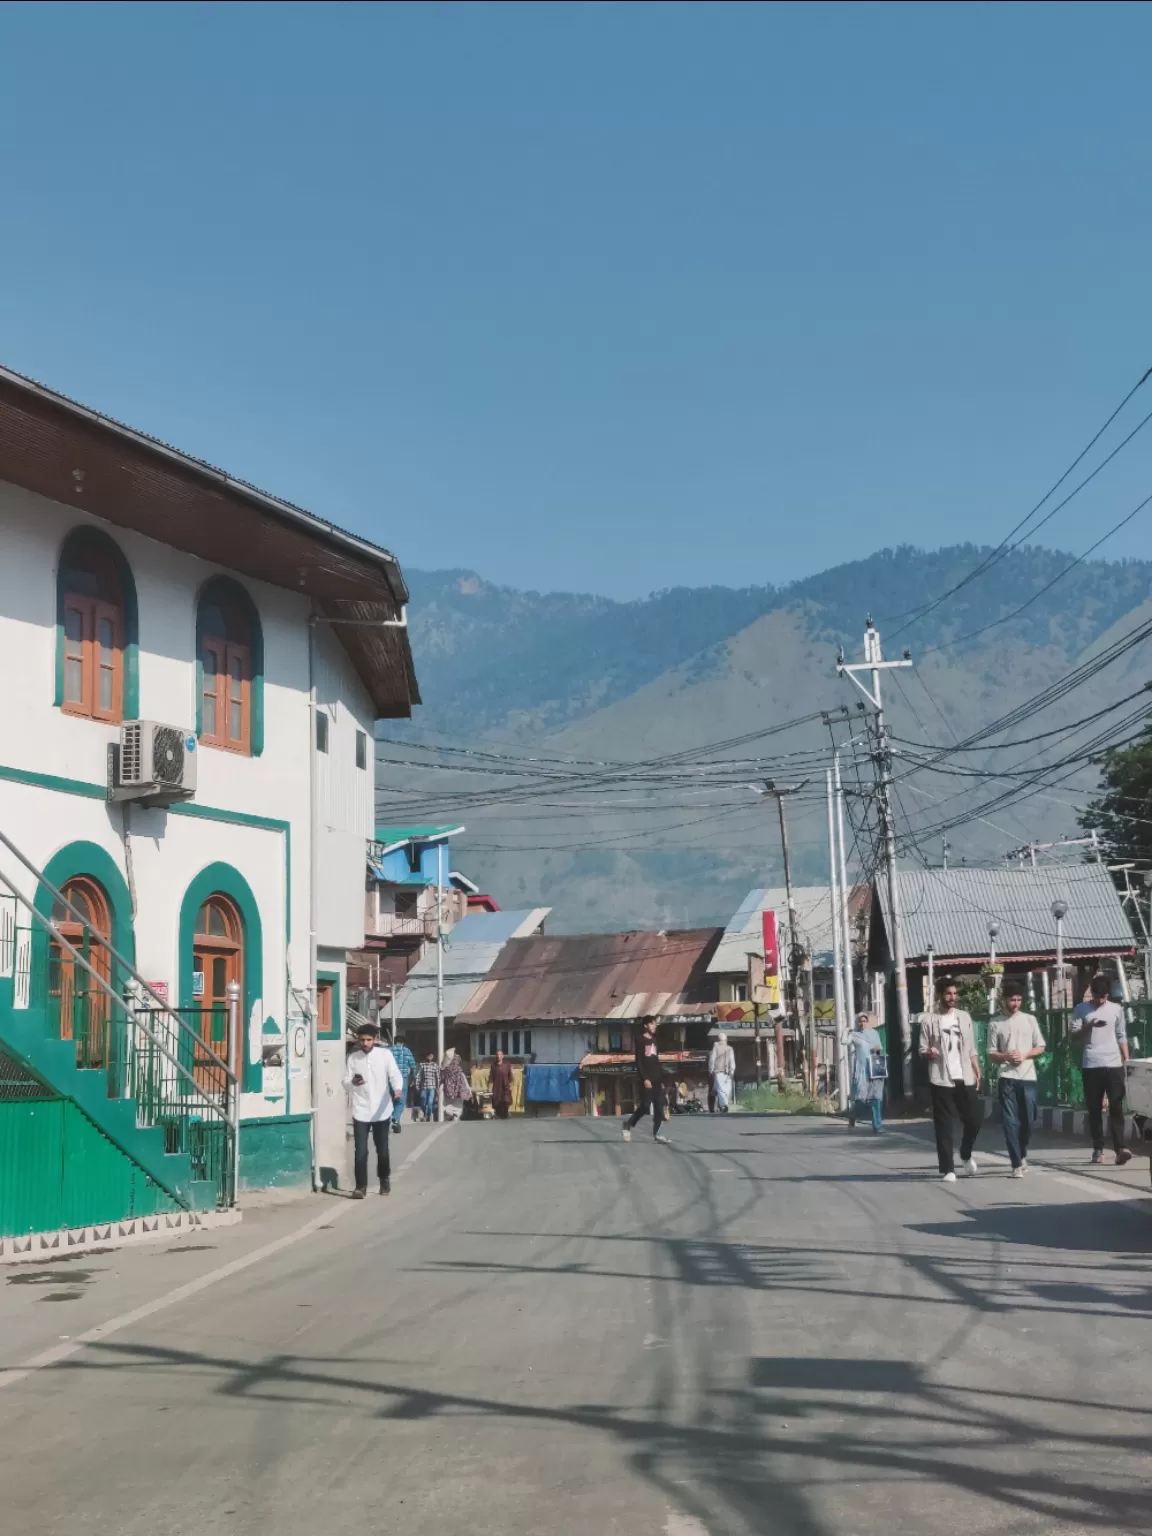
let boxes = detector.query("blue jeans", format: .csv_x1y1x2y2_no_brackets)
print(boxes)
853,1096,883,1130
419,1087,437,1122
392,1092,407,1127
998,1077,1036,1168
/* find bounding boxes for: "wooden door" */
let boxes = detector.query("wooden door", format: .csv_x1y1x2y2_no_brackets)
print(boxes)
193,895,243,1089
49,877,112,1069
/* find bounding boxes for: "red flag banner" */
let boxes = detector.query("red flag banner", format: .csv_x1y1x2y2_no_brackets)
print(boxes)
762,910,779,976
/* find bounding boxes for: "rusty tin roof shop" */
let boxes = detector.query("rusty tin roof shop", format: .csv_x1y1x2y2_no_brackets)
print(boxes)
0,363,419,716
870,862,1136,968
461,928,724,1025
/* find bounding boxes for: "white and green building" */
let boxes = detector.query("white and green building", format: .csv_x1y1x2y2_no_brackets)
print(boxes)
0,365,419,1254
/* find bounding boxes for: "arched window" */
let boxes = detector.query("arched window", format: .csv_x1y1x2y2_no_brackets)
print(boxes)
197,579,262,755
49,876,112,1069
58,531,128,722
193,893,244,1084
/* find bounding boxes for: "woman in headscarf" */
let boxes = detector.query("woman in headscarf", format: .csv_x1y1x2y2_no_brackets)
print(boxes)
848,1011,886,1132
708,1032,737,1113
441,1047,473,1122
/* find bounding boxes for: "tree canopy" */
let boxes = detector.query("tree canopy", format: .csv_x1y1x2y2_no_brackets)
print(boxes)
1080,729,1152,867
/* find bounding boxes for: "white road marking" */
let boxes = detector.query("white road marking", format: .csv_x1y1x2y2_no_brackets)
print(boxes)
0,1122,449,1391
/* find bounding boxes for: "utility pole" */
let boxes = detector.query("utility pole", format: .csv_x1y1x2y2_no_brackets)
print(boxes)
757,780,806,1088
838,618,915,1096
435,840,445,1119
826,768,848,1111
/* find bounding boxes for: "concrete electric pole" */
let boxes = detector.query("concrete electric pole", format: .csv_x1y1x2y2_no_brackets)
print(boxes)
754,780,807,1088
837,619,915,1096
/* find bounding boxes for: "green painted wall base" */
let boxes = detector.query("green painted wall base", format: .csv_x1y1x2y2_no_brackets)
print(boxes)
239,1114,312,1191
0,990,196,1207
0,1096,181,1238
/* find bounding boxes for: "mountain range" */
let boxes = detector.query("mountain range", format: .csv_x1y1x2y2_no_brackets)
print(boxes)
379,546,1152,932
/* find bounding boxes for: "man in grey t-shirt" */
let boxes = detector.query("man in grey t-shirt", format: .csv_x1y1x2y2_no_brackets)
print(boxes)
989,982,1046,1176
1070,974,1131,1166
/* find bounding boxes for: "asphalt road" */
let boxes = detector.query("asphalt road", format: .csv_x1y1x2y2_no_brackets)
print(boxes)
3,1113,1152,1536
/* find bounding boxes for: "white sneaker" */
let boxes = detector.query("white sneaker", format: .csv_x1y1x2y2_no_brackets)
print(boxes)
1020,1158,1029,1171
621,1128,631,1143
942,1171,958,1183
963,1156,979,1177
1011,1166,1025,1179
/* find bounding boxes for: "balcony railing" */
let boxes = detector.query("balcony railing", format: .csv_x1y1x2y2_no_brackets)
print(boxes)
374,912,437,939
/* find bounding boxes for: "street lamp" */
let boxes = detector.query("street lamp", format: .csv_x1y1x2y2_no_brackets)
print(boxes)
926,942,935,1015
986,922,1000,1014
1052,899,1068,1010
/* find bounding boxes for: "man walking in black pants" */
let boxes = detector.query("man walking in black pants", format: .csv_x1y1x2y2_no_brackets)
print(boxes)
343,1024,404,1197
622,1015,669,1144
1071,974,1132,1166
919,980,983,1183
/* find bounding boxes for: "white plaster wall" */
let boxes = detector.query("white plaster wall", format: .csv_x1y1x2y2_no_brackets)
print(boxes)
0,482,319,1119
313,625,375,950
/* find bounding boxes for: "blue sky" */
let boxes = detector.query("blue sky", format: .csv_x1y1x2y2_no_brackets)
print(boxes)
0,1,1149,599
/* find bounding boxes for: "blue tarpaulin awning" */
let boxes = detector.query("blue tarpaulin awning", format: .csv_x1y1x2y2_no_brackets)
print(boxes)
524,1064,581,1103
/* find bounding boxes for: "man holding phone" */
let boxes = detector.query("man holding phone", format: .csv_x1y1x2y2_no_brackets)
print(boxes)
1071,974,1132,1166
343,1024,404,1197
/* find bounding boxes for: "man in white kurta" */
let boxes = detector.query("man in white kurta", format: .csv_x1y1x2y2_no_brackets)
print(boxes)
343,1025,404,1197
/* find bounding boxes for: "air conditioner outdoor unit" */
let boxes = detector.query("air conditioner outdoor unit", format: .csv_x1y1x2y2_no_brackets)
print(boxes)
110,721,197,804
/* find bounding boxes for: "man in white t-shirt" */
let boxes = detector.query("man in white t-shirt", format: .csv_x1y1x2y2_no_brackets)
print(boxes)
919,981,983,1183
1070,974,1132,1166
988,982,1046,1177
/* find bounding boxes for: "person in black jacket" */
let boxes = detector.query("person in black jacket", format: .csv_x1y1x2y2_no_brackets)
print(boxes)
622,1015,670,1144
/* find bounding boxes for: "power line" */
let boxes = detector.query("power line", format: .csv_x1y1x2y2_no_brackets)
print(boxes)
886,364,1152,636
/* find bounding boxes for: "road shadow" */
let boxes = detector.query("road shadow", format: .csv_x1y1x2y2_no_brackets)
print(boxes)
51,1338,1152,1536
909,1199,1152,1254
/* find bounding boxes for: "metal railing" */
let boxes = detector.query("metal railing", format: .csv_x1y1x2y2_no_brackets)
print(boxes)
374,912,436,939
0,828,238,1209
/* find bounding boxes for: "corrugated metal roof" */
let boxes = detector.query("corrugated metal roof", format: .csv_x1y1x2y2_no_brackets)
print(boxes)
709,886,865,972
374,825,463,847
392,908,550,1022
460,928,723,1024
876,863,1134,962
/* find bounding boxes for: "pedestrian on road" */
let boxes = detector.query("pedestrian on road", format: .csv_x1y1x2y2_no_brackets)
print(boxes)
343,1025,404,1198
847,1011,886,1133
1070,974,1132,1166
920,981,983,1183
622,1015,669,1144
388,1035,416,1135
988,982,1046,1177
490,1048,515,1119
416,1052,441,1122
708,1032,736,1113
441,1048,473,1121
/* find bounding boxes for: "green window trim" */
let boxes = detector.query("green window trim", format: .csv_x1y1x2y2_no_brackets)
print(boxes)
178,861,265,1093
54,526,140,719
194,576,265,757
316,969,343,1040
32,840,136,998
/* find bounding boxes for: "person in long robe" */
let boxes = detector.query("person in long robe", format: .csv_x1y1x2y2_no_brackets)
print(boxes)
848,1011,886,1132
489,1049,515,1120
708,1032,737,1112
